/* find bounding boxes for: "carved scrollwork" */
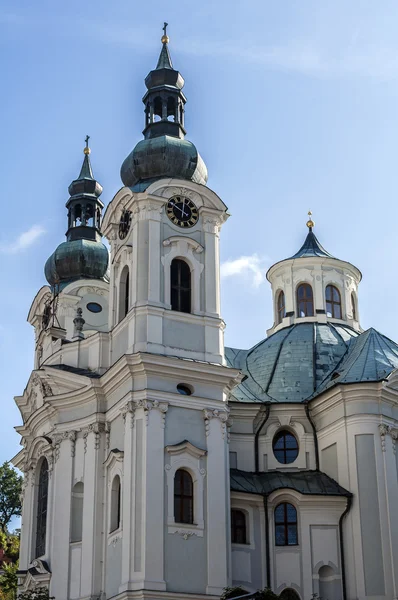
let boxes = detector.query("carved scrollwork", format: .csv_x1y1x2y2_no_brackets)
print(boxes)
203,408,230,438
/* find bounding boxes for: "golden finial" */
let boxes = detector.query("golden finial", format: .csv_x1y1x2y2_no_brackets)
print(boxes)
161,22,169,44
306,210,315,230
83,134,91,155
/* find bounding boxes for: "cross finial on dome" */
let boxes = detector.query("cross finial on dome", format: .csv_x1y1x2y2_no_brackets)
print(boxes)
306,210,315,231
161,22,169,44
84,135,91,155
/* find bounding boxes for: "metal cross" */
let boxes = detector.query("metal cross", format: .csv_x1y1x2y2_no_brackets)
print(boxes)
163,22,168,36
85,135,90,147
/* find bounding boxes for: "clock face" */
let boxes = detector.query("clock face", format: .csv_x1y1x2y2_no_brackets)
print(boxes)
166,196,199,228
119,209,132,239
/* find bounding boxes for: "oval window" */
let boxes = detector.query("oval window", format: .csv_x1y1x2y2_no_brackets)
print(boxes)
177,384,192,396
87,302,102,313
273,430,299,464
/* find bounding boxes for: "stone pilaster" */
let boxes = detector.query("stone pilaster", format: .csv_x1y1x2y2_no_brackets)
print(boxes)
203,408,229,595
81,422,106,599
49,432,75,599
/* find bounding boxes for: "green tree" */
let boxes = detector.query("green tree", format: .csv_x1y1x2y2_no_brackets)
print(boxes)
0,463,22,533
0,562,18,600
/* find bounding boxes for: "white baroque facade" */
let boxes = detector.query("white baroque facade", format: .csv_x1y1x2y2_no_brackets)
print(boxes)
12,32,398,600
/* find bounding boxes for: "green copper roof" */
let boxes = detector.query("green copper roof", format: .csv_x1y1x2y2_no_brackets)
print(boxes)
44,239,109,288
121,135,208,188
77,153,94,180
156,42,173,70
226,323,398,403
230,469,351,497
289,230,335,259
317,327,398,392
225,323,359,403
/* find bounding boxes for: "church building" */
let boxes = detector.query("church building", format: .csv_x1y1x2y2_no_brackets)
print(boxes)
12,28,398,600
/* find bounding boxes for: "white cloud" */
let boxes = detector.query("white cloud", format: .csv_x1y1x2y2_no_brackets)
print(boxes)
221,254,269,288
1,225,46,254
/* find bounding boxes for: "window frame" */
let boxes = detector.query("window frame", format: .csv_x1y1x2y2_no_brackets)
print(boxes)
231,508,247,544
170,258,191,313
272,430,299,465
274,502,298,547
296,283,314,317
174,469,194,525
110,474,122,533
351,292,357,321
325,284,342,319
276,290,286,324
35,459,49,558
70,482,84,543
118,265,130,322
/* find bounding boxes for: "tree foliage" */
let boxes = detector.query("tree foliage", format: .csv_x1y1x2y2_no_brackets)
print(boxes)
0,463,22,533
0,562,18,600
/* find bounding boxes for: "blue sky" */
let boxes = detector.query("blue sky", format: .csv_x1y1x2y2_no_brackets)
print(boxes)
2,0,398,463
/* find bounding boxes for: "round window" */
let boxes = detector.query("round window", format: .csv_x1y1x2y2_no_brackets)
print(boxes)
87,302,102,313
273,430,299,464
177,384,193,396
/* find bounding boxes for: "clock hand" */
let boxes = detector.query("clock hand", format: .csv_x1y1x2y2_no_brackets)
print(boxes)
174,203,188,217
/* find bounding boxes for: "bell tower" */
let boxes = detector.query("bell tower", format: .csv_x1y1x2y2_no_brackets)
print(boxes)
103,29,228,365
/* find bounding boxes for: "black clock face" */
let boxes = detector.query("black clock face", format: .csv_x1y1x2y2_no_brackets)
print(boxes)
166,196,199,228
119,210,132,239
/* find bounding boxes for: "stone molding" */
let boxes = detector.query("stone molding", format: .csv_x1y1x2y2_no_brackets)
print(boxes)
120,399,169,428
203,408,231,440
83,421,107,452
378,423,398,453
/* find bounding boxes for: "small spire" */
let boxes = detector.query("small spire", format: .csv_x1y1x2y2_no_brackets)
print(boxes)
306,210,315,231
78,135,94,179
156,23,173,69
73,307,85,341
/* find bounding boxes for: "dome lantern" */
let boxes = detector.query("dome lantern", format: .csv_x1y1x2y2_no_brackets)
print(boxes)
120,25,208,190
44,139,109,288
266,216,362,336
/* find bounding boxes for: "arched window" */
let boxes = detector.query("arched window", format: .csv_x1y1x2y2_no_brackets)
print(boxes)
279,589,301,600
296,283,314,317
118,266,130,322
231,509,247,544
74,204,82,226
171,259,191,313
110,475,121,533
35,459,49,557
153,96,162,121
275,503,298,546
273,430,299,464
174,469,193,524
71,482,84,543
277,291,286,324
326,285,342,319
351,292,357,321
167,97,176,121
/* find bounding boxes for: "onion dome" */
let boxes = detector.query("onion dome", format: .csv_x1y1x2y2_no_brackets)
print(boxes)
45,138,109,288
120,25,208,189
